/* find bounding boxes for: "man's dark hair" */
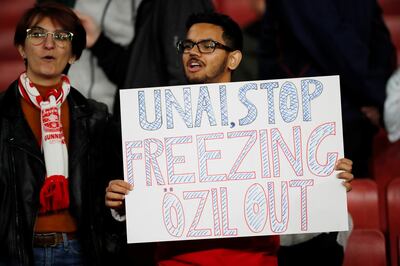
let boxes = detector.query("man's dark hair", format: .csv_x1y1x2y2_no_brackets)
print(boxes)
186,12,243,52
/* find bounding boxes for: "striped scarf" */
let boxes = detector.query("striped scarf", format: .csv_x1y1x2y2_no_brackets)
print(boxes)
18,72,70,213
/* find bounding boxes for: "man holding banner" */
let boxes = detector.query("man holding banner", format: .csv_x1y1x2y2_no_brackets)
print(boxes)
106,12,354,266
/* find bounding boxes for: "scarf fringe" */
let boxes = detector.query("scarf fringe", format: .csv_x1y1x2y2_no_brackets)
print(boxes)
39,175,70,213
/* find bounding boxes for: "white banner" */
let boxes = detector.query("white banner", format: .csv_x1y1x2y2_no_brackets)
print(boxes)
120,76,348,243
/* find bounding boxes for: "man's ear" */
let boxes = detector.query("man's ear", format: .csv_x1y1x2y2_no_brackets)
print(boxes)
227,50,242,71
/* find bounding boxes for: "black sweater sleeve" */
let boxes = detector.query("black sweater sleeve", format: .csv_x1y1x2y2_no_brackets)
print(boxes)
90,33,132,88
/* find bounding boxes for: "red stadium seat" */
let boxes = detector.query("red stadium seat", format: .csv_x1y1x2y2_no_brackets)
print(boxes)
379,0,400,15
0,60,25,91
0,0,34,92
343,229,387,266
387,178,400,266
213,0,258,28
371,129,400,232
383,15,400,65
347,179,381,230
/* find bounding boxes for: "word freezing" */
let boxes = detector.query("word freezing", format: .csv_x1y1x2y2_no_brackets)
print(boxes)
125,123,337,186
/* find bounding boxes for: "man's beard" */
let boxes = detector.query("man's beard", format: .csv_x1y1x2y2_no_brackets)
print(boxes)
185,58,228,84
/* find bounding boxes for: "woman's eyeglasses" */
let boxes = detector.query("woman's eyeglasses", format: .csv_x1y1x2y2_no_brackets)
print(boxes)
26,27,74,47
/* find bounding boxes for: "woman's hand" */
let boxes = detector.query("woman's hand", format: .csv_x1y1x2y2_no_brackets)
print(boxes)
105,180,133,209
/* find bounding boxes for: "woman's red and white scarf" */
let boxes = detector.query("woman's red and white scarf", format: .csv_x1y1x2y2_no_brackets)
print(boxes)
18,72,70,213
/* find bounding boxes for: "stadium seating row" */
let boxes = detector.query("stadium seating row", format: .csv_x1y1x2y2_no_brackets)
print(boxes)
345,178,400,266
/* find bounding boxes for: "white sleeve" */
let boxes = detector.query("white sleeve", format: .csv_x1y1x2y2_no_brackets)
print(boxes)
280,213,353,247
280,233,320,246
384,68,400,143
110,209,126,222
337,213,353,249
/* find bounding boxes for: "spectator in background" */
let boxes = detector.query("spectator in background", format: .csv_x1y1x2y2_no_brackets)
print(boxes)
384,67,400,142
259,0,396,178
233,0,266,82
77,0,214,117
259,0,394,265
38,0,140,112
0,2,120,265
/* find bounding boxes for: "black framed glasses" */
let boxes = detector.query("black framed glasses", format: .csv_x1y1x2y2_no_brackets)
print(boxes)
26,27,74,47
177,39,233,54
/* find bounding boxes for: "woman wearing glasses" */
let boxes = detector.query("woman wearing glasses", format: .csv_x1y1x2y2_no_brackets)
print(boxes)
0,2,119,265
